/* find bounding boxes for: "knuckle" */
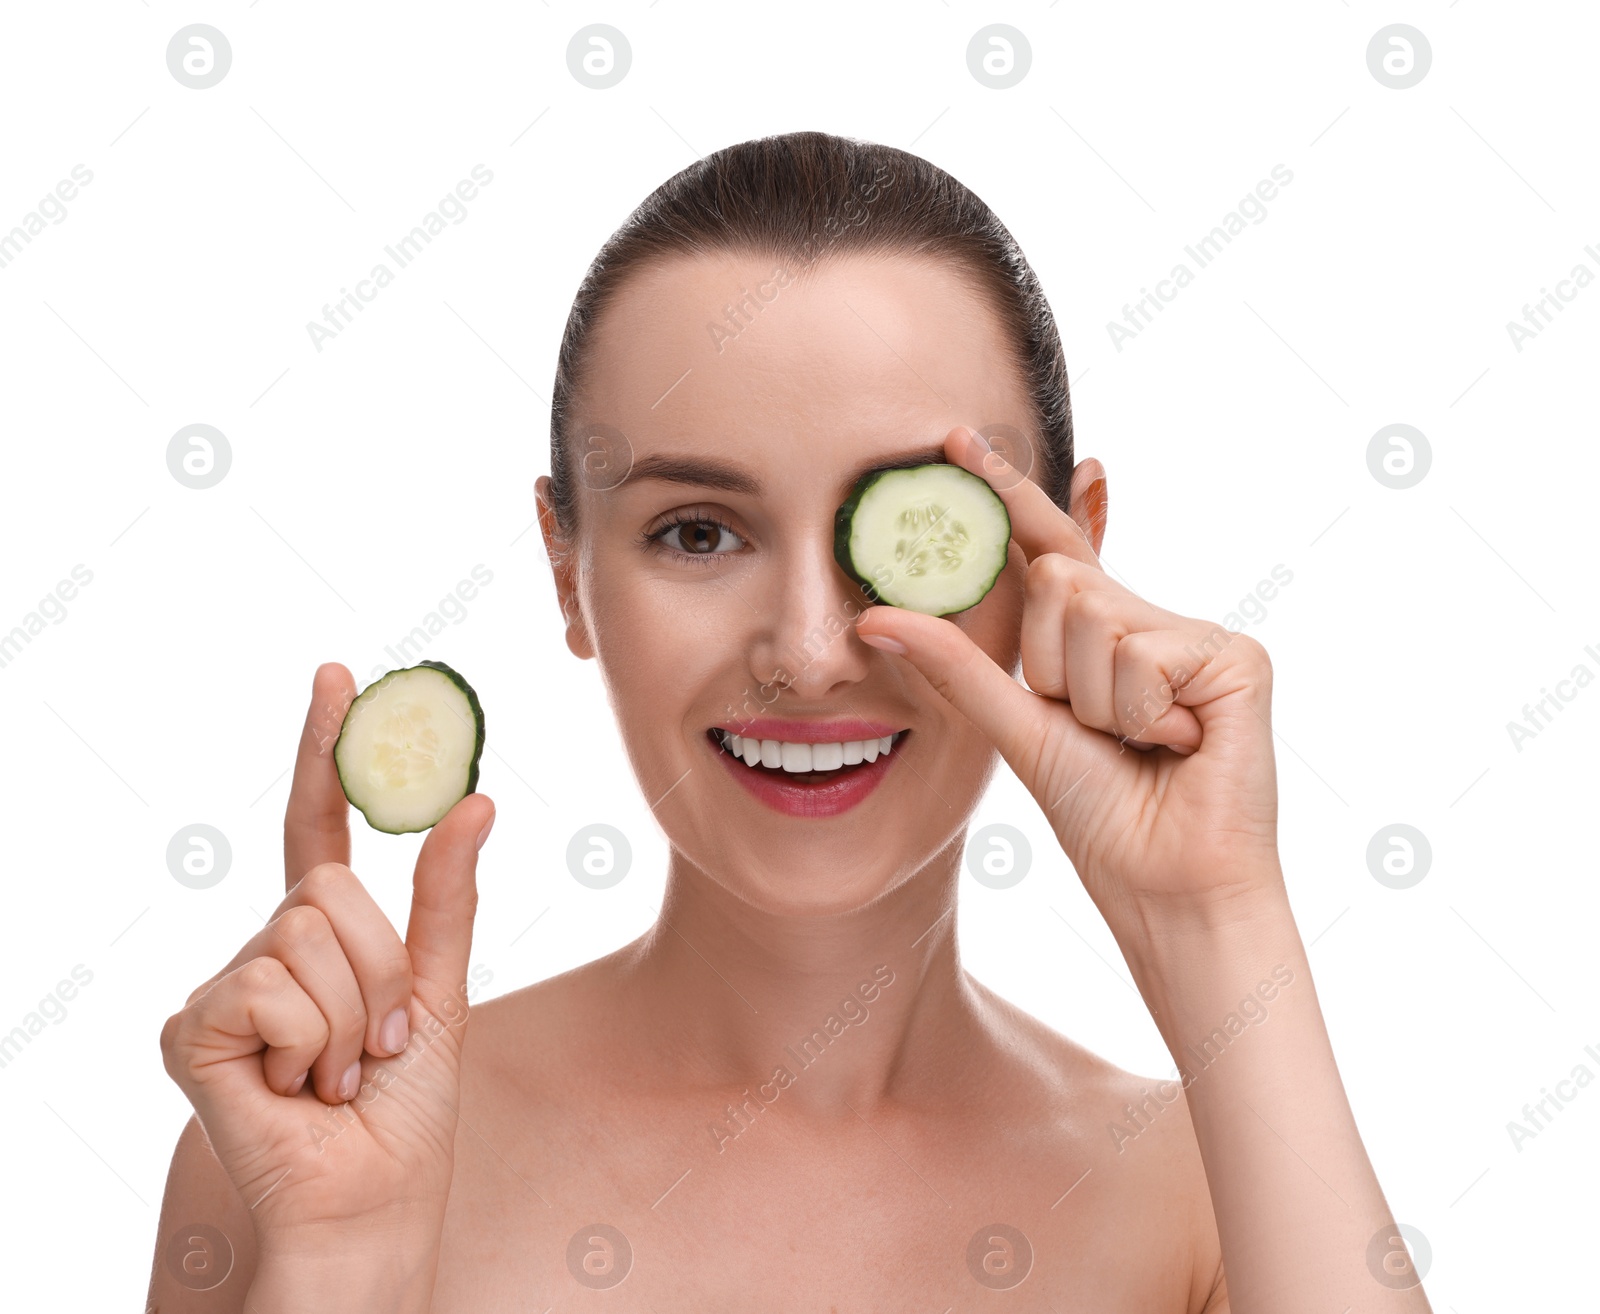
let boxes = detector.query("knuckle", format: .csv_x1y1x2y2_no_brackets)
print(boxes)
239,955,287,996
380,943,416,994
295,861,352,900
1025,552,1074,591
1229,630,1271,673
275,902,330,946
1020,651,1066,698
159,1010,184,1060
1065,587,1118,627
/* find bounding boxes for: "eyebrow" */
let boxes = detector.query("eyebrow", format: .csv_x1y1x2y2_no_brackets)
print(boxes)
615,444,952,500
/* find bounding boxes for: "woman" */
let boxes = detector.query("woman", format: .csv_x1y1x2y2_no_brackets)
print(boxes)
151,131,1432,1311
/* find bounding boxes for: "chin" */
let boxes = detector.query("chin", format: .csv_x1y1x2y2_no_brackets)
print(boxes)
695,847,919,919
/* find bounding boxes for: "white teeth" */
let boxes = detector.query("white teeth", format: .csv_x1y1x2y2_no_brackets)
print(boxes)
717,729,904,773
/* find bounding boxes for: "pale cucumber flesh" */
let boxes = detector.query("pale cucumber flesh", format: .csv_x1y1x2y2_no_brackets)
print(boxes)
834,464,1011,615
334,661,485,835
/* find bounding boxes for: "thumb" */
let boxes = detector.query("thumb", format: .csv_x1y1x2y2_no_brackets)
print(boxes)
854,606,1051,777
405,792,494,1012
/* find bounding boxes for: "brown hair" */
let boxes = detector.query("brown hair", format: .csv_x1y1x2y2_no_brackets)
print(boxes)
546,129,1074,534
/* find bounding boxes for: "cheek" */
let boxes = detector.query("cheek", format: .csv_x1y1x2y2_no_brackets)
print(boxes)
586,570,737,707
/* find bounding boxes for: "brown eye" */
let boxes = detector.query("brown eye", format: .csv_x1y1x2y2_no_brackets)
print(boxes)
651,515,745,562
680,521,724,554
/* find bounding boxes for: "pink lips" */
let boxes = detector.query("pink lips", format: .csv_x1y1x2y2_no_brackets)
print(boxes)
708,726,906,818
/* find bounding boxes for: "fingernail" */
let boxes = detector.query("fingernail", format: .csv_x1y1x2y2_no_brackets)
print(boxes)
858,631,908,655
288,1070,308,1096
965,426,992,456
476,813,496,850
380,1007,409,1056
338,1060,361,1102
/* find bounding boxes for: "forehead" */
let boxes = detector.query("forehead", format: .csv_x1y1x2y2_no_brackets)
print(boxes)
572,251,1035,492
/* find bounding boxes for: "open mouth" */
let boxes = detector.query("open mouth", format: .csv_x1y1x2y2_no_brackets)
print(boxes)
705,727,910,785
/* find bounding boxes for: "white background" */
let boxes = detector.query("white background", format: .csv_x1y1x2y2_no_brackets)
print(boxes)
1,2,1594,1307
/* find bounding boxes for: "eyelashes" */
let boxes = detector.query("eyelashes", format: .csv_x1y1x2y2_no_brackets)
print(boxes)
643,511,747,567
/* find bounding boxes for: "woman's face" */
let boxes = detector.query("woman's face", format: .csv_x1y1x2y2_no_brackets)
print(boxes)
538,251,1048,916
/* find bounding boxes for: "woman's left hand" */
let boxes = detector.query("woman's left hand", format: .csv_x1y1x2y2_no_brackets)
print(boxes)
853,426,1283,934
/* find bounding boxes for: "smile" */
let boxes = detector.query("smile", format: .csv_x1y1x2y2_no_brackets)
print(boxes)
703,726,910,818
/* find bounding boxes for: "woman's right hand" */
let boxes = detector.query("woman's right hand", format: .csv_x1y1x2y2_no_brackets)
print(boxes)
160,662,496,1257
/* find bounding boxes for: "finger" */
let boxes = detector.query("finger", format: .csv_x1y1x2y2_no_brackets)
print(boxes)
284,662,357,891
946,426,1101,570
1062,595,1209,749
1113,629,1206,754
284,863,414,1061
405,792,495,1011
1019,553,1127,701
1060,587,1196,742
189,864,413,1065
852,604,1097,783
165,957,330,1113
231,902,371,1106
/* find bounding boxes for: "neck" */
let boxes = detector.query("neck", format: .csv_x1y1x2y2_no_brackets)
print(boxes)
624,839,985,1119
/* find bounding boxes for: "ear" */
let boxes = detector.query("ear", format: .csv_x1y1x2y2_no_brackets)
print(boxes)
534,475,595,661
1065,458,1108,556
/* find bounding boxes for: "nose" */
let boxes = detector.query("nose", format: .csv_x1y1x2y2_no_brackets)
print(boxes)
746,525,875,699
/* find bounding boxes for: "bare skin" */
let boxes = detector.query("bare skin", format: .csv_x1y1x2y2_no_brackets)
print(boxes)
151,252,1429,1312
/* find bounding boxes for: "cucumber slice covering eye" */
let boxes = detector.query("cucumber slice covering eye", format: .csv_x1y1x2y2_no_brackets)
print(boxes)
834,463,1011,616
334,660,486,835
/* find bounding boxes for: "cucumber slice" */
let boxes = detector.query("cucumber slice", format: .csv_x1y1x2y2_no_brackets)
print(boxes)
333,660,485,835
834,464,1011,616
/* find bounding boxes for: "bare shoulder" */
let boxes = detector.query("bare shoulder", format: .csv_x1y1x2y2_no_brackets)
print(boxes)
145,1113,260,1312
965,975,1224,1310
458,939,645,1097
